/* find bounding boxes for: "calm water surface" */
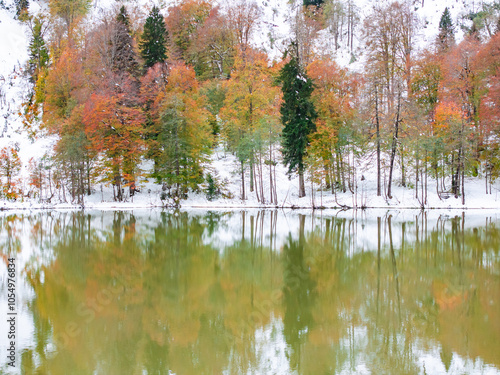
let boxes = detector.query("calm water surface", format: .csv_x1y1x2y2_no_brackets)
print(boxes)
0,210,499,375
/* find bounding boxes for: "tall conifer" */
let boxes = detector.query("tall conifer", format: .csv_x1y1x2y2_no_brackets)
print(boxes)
303,0,323,7
277,46,317,198
140,6,168,70
113,6,138,76
437,7,455,53
28,17,49,84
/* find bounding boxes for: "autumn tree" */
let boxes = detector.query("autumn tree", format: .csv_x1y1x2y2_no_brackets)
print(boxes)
220,48,281,203
278,46,317,198
410,51,443,199
83,91,145,201
154,63,212,199
364,1,418,110
165,0,211,62
0,146,22,200
189,6,237,79
49,0,91,36
473,32,500,192
307,58,358,194
363,1,419,199
201,79,226,140
140,64,169,175
226,0,261,51
433,101,465,198
53,106,96,204
140,6,168,70
43,46,85,132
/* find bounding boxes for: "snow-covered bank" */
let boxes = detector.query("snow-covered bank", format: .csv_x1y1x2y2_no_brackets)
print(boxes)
2,148,500,211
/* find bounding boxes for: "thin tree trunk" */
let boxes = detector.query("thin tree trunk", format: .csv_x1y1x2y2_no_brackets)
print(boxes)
375,84,381,196
461,119,465,205
250,158,254,193
400,145,406,187
241,161,246,200
387,91,401,199
299,167,306,198
259,152,265,204
415,147,419,200
253,162,260,203
425,150,428,205
339,150,346,193
269,142,274,204
86,157,91,195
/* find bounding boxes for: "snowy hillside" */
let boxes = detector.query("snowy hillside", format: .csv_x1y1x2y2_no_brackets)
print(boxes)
0,5,28,139
0,2,55,185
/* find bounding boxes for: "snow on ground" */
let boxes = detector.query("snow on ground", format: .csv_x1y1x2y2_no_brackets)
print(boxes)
2,142,500,211
0,4,29,142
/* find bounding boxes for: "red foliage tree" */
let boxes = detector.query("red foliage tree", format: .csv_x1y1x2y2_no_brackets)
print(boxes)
83,93,145,201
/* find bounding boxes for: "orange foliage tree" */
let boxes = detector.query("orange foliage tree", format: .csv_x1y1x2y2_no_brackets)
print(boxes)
0,146,22,200
220,48,281,203
439,37,483,200
43,46,86,132
165,0,212,62
474,33,500,189
83,92,145,201
153,62,212,199
189,6,237,79
307,58,358,193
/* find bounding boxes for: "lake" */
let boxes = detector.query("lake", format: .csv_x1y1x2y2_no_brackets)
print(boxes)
0,209,499,374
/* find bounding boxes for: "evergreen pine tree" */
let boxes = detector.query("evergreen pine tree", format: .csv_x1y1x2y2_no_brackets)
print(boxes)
437,7,455,53
28,17,49,84
113,6,139,76
303,0,323,7
277,46,317,198
140,6,168,70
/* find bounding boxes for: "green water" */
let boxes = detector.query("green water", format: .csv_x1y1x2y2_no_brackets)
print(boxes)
1,210,499,375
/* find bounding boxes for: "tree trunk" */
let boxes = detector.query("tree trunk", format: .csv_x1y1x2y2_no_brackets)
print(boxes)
250,158,254,193
241,161,246,200
400,145,406,187
415,147,419,200
375,84,381,196
259,153,265,204
424,150,428,205
299,167,306,198
87,157,91,196
269,142,274,204
387,91,401,199
254,159,260,203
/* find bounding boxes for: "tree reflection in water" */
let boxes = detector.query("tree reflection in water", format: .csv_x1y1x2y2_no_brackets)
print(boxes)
0,210,498,375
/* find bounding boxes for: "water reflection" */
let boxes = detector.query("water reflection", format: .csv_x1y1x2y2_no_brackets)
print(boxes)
0,210,499,374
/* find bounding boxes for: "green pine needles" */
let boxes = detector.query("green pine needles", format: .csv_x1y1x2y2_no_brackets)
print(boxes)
437,7,455,52
277,50,317,198
140,6,168,69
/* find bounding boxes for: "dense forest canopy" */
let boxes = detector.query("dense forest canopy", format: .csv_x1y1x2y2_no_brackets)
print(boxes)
3,0,500,206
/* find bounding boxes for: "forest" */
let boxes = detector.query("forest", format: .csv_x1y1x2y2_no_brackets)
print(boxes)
2,0,500,206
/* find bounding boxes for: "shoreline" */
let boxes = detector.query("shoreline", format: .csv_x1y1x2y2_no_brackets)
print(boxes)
2,201,500,211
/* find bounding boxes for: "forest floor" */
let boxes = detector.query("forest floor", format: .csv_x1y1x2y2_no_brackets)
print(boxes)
2,148,500,211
